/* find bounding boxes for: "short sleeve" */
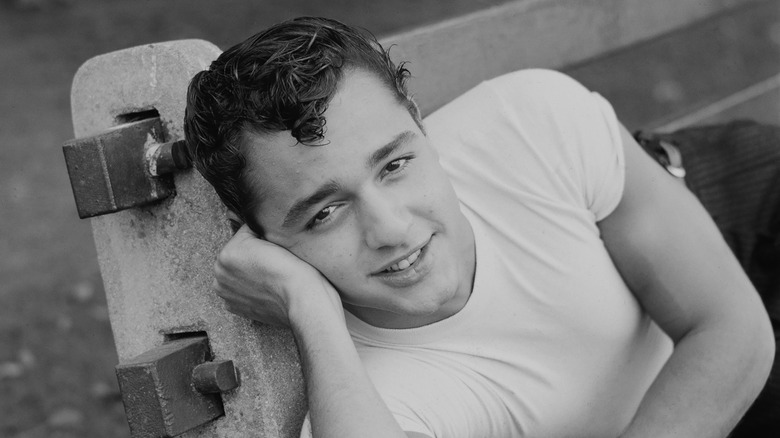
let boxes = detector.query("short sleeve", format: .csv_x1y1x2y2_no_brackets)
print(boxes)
484,69,625,220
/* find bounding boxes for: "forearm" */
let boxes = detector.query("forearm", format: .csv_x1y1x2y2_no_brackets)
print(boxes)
620,316,774,438
291,301,408,438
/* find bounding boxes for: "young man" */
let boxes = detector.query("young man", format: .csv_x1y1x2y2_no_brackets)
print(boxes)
184,17,774,438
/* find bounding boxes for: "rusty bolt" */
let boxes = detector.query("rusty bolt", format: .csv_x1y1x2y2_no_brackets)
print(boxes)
62,117,191,219
146,139,191,177
192,360,240,394
115,336,237,437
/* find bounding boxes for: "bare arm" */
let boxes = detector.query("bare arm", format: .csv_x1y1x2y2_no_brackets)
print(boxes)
292,297,430,438
599,127,775,437
214,226,430,438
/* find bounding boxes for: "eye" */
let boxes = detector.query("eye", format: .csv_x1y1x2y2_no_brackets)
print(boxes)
308,205,338,229
383,156,414,176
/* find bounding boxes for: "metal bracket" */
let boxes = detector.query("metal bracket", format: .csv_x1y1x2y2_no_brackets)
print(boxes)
115,336,240,437
62,117,191,219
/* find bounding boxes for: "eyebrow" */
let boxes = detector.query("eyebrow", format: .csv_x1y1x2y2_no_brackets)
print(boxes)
282,180,342,229
281,130,417,229
367,130,416,169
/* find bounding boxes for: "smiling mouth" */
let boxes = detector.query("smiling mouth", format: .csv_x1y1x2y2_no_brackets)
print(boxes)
383,247,422,272
376,238,431,275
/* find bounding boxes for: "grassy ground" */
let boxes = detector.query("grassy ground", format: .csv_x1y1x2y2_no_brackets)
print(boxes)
0,1,507,437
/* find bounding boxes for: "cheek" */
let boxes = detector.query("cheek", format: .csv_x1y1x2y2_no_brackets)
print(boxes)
291,234,361,284
417,163,459,211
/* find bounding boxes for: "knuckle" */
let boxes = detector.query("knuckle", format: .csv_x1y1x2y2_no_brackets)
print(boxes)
215,249,234,269
213,260,227,278
217,241,247,267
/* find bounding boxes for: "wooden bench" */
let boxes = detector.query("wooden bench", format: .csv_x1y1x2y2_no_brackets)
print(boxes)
389,0,779,127
64,0,778,436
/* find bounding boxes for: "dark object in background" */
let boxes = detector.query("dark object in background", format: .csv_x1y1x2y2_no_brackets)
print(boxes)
635,121,780,437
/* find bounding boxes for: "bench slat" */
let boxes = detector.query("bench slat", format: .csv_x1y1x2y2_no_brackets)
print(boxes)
382,0,762,115
658,74,780,131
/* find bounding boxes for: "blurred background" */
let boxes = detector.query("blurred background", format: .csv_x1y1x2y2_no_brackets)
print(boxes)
0,1,778,437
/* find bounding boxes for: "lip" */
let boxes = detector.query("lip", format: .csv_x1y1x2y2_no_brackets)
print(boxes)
374,237,431,274
371,236,434,288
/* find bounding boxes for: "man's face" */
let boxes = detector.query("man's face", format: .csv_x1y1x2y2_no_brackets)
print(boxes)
243,69,475,329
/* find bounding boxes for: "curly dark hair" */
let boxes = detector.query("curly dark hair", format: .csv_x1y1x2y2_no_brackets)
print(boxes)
184,17,420,235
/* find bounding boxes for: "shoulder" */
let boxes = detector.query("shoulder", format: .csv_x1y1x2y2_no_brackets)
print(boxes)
428,68,625,220
483,69,612,130
485,68,591,98
426,69,589,121
425,68,606,143
479,69,596,118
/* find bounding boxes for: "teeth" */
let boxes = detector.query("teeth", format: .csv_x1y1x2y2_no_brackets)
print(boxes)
386,248,422,272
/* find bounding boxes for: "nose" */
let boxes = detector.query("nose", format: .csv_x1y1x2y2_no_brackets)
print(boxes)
361,189,413,250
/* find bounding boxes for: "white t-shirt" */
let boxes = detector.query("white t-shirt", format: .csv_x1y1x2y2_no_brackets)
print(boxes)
343,69,673,437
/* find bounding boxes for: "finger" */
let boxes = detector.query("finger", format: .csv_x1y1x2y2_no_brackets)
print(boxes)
212,278,229,298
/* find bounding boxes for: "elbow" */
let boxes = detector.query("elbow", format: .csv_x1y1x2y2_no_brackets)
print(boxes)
755,314,775,385
711,291,777,401
742,305,775,397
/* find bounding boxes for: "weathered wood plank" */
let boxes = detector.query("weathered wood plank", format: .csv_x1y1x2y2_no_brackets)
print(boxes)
565,0,780,130
658,74,780,131
382,0,761,115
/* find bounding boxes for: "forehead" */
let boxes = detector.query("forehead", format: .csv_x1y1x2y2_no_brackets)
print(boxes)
241,70,416,221
320,69,411,146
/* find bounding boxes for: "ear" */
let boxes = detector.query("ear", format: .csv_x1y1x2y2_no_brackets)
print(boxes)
226,210,244,234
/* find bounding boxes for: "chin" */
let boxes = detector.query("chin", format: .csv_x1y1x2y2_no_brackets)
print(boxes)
404,284,459,315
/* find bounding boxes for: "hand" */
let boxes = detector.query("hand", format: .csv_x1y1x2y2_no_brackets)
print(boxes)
213,224,343,327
